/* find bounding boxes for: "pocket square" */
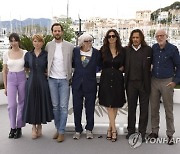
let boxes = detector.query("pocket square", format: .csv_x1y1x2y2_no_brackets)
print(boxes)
147,57,151,59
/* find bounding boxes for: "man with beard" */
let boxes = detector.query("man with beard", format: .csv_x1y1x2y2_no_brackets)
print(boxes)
148,29,180,145
124,29,152,142
46,23,74,142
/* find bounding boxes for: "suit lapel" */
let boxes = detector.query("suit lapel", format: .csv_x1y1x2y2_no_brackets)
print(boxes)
49,41,56,65
126,48,131,73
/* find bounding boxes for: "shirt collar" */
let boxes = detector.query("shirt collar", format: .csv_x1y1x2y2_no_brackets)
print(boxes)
132,44,141,51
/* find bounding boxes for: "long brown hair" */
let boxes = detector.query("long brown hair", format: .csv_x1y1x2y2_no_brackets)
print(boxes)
100,29,123,60
128,29,147,47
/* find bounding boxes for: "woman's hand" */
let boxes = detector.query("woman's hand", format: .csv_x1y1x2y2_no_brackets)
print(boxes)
119,66,124,72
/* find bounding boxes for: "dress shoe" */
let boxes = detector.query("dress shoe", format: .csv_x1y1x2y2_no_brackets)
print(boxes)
53,132,59,139
57,134,64,142
167,136,174,145
126,132,134,139
142,137,146,143
9,128,16,139
14,128,22,139
147,133,158,140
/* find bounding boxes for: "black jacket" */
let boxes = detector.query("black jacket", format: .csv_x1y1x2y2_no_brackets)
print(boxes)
124,45,152,93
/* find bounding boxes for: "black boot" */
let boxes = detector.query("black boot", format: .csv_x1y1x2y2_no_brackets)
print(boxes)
14,128,22,139
9,128,16,138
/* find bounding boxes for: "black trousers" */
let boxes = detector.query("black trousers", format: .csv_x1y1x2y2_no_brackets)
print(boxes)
72,87,96,133
126,80,149,136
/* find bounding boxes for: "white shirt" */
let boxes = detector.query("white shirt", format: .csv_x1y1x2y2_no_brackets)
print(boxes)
80,48,92,67
50,42,67,79
80,48,92,57
132,44,141,51
3,50,27,72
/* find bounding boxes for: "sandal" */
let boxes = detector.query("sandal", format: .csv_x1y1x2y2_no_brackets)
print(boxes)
111,131,117,142
106,130,112,140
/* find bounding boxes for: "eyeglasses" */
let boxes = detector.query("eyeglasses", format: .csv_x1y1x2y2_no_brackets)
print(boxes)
84,40,92,43
107,35,116,39
155,35,165,38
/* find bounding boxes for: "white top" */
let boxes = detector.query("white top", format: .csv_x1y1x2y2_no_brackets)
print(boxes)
49,42,67,79
80,48,92,67
3,50,27,72
80,48,92,57
132,44,141,51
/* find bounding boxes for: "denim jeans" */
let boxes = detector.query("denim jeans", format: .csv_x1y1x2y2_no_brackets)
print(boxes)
48,78,70,134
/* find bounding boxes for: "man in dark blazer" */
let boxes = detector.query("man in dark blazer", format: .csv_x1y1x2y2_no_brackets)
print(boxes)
124,29,152,142
72,33,101,140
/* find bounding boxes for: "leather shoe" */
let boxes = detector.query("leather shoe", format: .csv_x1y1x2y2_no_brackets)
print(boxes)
14,128,22,139
141,134,146,143
147,133,158,139
167,136,174,145
53,132,59,139
57,134,64,142
9,128,16,139
126,132,134,139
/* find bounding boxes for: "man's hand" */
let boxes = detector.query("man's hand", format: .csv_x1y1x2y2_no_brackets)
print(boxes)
166,82,176,88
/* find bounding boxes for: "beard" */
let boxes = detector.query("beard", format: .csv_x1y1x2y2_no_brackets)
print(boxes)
54,35,62,40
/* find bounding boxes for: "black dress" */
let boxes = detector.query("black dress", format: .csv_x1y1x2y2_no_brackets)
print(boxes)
23,50,53,124
98,49,126,108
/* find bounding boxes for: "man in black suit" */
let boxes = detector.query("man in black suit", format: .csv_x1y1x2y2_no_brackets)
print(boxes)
124,29,152,142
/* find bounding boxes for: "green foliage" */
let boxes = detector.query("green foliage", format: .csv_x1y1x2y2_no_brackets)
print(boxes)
20,35,33,51
57,18,75,42
42,35,53,50
0,60,2,72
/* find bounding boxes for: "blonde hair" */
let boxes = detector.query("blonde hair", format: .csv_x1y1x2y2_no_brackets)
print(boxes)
32,34,44,44
78,33,93,47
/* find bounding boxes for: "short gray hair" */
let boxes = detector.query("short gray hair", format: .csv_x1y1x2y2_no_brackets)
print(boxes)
78,33,93,47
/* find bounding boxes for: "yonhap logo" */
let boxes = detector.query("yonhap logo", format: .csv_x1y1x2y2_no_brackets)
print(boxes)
128,133,142,148
146,137,180,144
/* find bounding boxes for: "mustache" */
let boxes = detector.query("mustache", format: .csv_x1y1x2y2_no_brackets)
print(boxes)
55,35,62,40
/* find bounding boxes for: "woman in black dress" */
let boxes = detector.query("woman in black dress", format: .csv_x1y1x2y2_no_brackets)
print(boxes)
98,29,126,142
23,34,53,139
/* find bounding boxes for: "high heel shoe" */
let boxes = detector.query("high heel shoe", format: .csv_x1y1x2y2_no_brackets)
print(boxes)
106,130,112,140
37,125,42,137
111,131,117,142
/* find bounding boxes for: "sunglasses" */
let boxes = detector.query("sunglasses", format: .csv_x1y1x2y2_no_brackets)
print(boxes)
107,35,116,39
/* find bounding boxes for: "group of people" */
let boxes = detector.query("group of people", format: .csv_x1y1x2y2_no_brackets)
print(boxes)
2,22,180,145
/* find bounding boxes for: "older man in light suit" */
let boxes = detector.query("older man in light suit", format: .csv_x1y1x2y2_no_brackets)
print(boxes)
46,23,74,142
